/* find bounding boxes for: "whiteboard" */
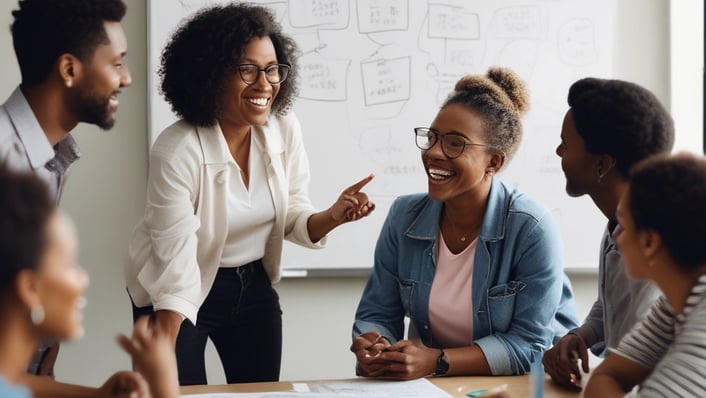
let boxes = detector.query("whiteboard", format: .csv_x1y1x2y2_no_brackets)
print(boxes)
148,0,616,275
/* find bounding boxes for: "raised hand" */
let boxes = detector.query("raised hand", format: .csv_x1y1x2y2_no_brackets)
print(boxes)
330,174,376,223
116,315,179,398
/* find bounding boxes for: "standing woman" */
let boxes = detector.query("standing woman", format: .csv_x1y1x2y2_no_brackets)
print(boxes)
126,3,375,385
351,68,578,379
584,153,706,397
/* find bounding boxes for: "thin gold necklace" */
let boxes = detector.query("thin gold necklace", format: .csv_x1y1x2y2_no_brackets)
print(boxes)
444,213,479,243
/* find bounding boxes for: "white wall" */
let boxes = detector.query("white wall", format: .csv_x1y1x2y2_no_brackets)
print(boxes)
0,0,700,386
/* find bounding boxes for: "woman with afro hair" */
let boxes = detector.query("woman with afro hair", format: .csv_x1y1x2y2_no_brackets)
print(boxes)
350,68,579,379
126,3,375,385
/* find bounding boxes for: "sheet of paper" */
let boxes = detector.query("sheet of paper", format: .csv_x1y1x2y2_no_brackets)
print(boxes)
181,378,452,398
310,378,452,397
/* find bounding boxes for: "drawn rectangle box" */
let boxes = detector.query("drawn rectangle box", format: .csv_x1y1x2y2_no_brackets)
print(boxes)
428,4,480,40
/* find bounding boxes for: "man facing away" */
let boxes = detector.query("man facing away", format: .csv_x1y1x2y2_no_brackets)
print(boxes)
0,0,135,397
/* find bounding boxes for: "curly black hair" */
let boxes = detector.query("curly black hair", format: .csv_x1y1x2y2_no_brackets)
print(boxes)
11,0,127,86
628,152,706,269
159,3,299,127
568,78,674,177
442,67,529,163
0,164,55,295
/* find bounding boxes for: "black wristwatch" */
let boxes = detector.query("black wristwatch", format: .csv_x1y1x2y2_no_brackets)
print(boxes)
433,349,449,376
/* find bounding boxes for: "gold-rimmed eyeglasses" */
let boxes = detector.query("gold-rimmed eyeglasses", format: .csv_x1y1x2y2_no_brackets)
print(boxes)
237,63,291,85
414,127,492,159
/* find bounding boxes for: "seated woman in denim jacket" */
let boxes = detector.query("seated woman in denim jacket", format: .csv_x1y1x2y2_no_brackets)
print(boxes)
350,67,579,380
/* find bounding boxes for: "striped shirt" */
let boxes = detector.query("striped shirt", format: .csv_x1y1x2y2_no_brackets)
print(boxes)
611,273,706,397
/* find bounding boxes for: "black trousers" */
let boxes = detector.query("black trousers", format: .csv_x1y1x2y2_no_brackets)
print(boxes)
132,260,282,385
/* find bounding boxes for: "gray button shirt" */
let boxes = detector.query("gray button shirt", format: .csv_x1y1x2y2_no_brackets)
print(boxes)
0,86,81,374
0,86,80,203
577,224,662,356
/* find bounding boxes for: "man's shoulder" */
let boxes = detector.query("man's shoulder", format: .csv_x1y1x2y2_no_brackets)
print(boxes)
0,106,27,157
0,102,15,137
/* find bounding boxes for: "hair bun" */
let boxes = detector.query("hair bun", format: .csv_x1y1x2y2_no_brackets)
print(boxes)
453,67,529,116
486,67,529,115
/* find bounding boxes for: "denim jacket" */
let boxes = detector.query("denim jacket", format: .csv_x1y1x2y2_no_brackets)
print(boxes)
353,178,579,375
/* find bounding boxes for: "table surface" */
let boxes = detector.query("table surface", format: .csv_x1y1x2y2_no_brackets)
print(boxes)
180,374,583,397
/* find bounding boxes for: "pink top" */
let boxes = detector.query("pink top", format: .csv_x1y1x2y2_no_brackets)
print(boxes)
428,231,476,348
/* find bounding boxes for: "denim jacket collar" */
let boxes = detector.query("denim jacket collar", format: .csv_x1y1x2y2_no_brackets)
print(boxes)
405,178,508,242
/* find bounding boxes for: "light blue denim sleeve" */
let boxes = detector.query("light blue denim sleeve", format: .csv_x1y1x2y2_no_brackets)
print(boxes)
474,210,566,375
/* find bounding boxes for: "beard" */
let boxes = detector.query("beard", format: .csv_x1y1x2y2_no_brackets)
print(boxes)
70,86,117,130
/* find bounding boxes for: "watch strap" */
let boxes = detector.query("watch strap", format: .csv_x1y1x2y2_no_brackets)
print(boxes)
434,348,449,376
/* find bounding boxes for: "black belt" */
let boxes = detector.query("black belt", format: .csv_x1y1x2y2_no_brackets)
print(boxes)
218,259,263,276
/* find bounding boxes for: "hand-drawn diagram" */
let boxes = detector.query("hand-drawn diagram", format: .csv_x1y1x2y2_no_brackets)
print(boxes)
150,0,616,270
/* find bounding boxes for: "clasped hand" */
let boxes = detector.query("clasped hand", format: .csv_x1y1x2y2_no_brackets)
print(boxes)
352,332,439,380
542,332,590,391
329,174,375,223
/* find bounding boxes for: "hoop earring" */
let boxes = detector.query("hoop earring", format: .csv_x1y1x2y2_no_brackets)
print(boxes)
30,306,45,325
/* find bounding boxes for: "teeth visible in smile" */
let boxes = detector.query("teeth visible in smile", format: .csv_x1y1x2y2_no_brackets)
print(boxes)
248,98,268,106
428,167,454,179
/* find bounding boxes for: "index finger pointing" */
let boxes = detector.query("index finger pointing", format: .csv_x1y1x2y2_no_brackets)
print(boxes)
345,174,374,194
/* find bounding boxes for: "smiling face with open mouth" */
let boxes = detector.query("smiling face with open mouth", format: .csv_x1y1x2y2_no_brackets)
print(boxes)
422,103,497,204
218,36,281,133
69,21,131,130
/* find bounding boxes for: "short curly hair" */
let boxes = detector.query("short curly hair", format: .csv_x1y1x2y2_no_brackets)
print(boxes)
0,164,55,295
442,67,529,162
628,152,706,269
11,0,127,86
568,78,674,177
159,3,299,127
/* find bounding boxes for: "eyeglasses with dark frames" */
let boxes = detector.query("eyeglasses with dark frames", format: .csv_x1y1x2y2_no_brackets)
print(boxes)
237,63,291,85
414,127,493,159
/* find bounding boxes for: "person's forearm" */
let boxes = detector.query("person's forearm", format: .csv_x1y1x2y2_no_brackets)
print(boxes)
444,345,493,376
307,209,342,243
583,372,630,398
570,324,600,348
153,309,185,345
20,374,98,398
149,370,180,398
